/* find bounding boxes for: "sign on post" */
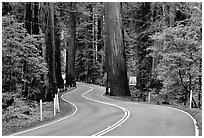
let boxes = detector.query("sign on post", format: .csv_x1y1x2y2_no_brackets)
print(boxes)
129,76,137,86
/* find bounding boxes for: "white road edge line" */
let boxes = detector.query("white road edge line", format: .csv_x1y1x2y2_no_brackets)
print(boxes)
81,85,130,136
10,86,80,136
164,106,199,136
125,101,199,136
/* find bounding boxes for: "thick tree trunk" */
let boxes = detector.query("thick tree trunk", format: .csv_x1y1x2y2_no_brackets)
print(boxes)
65,49,68,87
105,73,110,95
66,3,76,87
25,2,39,35
198,76,201,108
54,16,64,88
198,58,202,108
45,2,57,101
104,2,130,96
25,2,32,34
32,2,39,35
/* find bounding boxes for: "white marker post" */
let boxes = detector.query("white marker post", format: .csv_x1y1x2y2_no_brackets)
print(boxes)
148,92,150,103
189,90,193,108
54,95,56,115
56,92,60,112
40,99,42,121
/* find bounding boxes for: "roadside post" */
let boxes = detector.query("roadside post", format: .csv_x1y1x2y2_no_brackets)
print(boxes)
40,99,42,121
189,90,193,108
148,92,151,103
57,89,60,112
54,94,56,115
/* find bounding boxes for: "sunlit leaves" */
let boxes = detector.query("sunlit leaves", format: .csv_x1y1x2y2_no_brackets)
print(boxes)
2,15,47,92
149,3,201,98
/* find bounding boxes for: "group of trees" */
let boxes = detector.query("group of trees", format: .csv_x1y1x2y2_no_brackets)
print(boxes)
2,2,202,108
148,3,202,107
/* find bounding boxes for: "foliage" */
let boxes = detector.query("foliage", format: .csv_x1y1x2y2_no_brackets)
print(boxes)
2,15,47,94
122,2,154,94
148,3,202,104
75,2,104,84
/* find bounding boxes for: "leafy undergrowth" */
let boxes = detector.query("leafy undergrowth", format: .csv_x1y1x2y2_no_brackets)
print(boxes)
105,94,202,136
2,87,76,136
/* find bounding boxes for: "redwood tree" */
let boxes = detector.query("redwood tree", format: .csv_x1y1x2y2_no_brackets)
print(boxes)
25,2,39,35
104,2,130,96
45,2,57,101
25,2,32,34
54,10,64,89
66,2,76,87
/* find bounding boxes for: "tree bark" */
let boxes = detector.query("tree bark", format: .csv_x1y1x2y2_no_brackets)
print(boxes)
54,14,64,88
45,2,57,101
66,2,76,87
25,2,32,34
104,2,130,96
32,2,39,35
25,2,39,35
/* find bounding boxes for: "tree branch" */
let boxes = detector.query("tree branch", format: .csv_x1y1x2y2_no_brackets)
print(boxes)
178,70,189,93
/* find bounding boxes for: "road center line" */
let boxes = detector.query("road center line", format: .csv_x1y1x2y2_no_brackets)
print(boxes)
81,85,130,136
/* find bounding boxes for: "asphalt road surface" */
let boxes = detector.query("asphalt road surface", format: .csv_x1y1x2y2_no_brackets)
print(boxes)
12,82,196,136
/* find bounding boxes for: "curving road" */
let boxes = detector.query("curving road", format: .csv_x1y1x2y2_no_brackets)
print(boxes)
11,82,196,136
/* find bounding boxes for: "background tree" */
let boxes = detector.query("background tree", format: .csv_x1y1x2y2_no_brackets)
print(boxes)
2,15,47,100
54,3,64,89
65,2,77,87
45,2,57,101
75,2,104,84
148,2,202,107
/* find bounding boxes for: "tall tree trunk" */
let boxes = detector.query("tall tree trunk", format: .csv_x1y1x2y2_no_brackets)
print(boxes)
66,2,76,87
92,7,96,61
94,11,98,61
25,2,39,35
45,2,56,101
21,60,28,98
54,15,64,89
25,2,32,34
65,49,68,86
32,2,39,35
198,75,201,108
104,2,130,96
198,58,202,108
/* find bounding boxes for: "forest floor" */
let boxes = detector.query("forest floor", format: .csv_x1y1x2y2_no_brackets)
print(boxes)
106,94,202,136
2,87,76,136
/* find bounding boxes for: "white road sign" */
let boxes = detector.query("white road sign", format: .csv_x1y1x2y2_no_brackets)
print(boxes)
129,76,137,85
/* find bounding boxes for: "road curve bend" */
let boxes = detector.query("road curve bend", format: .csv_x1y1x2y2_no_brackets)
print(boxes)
11,82,197,136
